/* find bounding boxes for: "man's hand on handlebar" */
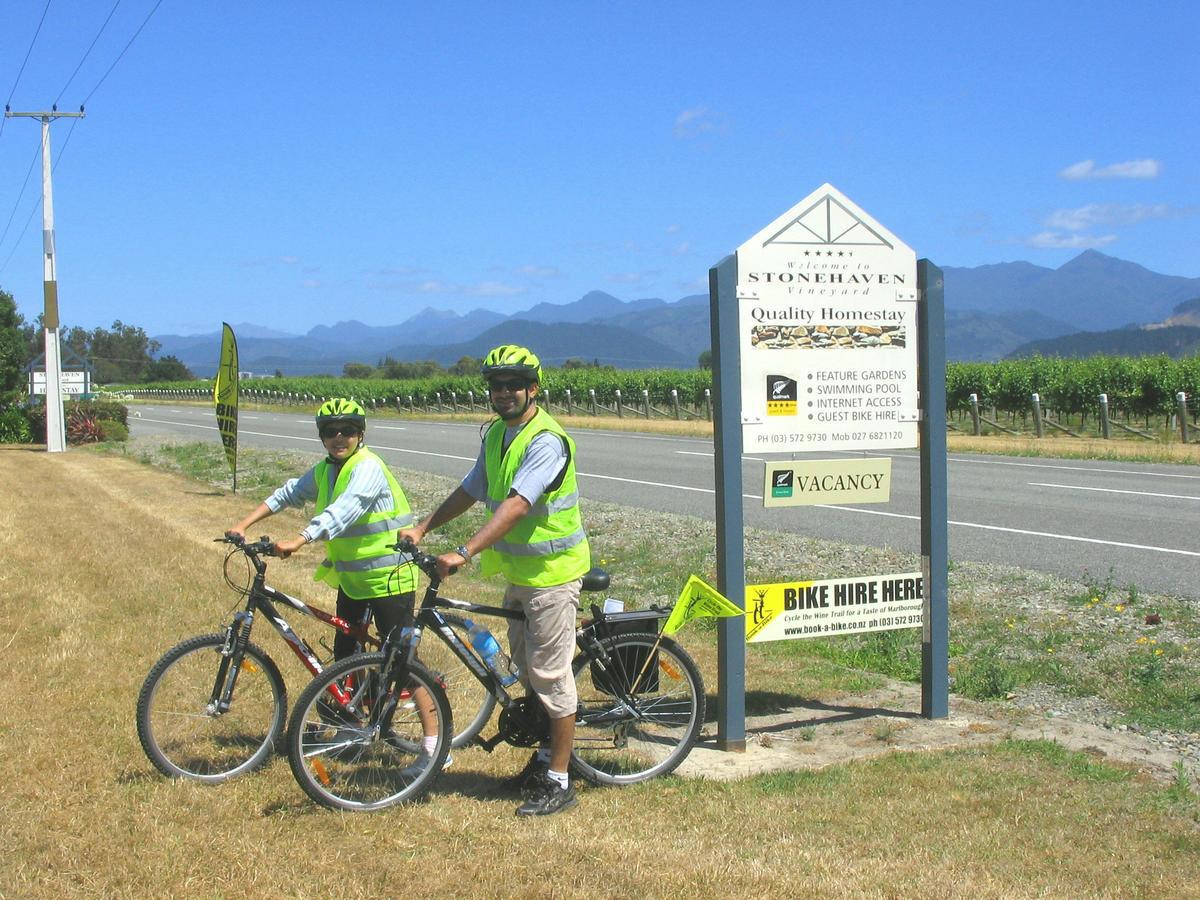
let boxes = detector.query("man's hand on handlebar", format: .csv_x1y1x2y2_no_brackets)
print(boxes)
433,551,465,580
272,536,307,559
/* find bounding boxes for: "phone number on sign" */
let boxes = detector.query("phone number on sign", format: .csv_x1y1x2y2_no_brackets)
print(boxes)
756,430,905,445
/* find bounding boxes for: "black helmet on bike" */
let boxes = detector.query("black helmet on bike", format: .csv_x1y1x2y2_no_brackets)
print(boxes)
315,398,366,434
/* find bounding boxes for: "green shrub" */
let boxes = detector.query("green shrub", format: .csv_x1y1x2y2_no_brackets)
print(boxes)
26,399,128,442
954,648,1018,700
0,405,33,443
97,419,129,442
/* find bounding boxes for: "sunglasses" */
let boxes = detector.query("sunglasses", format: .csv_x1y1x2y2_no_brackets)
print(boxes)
487,378,531,392
320,425,360,439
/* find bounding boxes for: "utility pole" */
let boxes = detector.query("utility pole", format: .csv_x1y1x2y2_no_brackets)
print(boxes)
5,105,85,452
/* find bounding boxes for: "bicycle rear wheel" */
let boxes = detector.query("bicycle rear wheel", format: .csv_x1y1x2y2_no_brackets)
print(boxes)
136,633,286,783
415,614,497,748
570,632,704,786
287,653,451,811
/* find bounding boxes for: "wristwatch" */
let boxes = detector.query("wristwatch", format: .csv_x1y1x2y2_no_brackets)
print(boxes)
455,544,473,563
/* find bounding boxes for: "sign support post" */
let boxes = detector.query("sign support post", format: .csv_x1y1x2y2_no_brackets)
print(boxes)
917,259,949,717
709,254,746,751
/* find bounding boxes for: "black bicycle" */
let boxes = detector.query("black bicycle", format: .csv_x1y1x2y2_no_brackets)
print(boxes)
136,535,496,784
285,537,705,811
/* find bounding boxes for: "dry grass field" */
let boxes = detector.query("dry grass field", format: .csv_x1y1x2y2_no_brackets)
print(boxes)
3,444,1200,898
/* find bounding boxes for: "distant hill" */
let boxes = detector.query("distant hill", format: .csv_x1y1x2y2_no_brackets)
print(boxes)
944,251,1200,331
1156,296,1200,328
153,252,1200,375
377,319,692,370
945,308,1076,361
1006,295,1200,359
1008,325,1200,359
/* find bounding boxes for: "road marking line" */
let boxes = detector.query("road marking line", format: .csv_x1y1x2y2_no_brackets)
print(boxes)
135,415,1197,558
1029,482,1200,501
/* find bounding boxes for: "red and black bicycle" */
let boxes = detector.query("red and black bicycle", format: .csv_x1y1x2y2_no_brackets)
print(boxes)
135,535,494,783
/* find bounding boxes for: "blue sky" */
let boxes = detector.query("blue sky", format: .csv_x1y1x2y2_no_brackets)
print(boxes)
1,1,1196,337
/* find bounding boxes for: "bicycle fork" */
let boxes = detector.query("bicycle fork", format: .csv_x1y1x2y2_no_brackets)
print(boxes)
211,610,255,715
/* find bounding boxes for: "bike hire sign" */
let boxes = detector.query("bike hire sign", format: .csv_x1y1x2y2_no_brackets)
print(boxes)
736,184,919,452
745,572,924,643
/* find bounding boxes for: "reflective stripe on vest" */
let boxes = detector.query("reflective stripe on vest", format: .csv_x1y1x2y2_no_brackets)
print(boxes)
313,447,416,599
479,407,590,587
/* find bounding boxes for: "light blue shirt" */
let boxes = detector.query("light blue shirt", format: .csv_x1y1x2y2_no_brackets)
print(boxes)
461,426,568,505
265,452,395,543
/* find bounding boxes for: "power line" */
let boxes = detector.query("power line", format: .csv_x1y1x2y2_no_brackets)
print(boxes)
54,0,123,106
0,0,54,142
0,142,40,255
0,116,79,278
81,0,166,107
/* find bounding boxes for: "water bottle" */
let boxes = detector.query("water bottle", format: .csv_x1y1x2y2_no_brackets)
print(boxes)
466,619,518,686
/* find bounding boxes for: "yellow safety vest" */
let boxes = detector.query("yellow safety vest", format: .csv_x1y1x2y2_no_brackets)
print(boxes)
313,448,416,599
479,407,590,587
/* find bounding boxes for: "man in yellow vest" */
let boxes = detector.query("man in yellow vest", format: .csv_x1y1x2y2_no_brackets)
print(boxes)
226,399,443,766
402,345,590,817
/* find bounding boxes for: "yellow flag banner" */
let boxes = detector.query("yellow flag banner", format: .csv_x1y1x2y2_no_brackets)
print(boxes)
662,575,744,636
213,322,239,490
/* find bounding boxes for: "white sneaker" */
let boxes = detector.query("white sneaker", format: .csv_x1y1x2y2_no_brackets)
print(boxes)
399,750,453,780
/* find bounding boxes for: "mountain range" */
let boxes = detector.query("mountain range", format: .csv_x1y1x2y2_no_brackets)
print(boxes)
154,251,1200,376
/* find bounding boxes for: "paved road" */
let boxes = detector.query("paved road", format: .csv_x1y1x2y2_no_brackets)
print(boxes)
130,404,1200,600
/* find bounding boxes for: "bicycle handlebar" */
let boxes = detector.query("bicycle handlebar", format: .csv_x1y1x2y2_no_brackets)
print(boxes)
392,535,455,579
216,534,280,557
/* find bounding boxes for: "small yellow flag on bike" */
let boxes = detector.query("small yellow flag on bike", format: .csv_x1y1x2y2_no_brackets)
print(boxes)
213,322,239,491
662,575,744,635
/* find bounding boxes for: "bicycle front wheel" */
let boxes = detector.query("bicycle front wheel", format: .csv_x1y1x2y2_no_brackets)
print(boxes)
287,653,451,811
571,632,705,786
415,614,497,749
136,633,286,783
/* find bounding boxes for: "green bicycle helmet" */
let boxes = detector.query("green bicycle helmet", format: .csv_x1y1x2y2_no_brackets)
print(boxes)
315,397,366,433
481,345,542,383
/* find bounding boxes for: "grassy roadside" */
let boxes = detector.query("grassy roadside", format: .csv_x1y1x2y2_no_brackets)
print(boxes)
4,441,1198,897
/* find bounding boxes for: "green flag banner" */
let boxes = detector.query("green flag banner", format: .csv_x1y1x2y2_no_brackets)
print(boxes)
213,322,239,490
662,575,744,636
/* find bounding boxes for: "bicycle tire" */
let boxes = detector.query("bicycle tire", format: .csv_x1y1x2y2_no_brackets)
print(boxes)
287,653,451,811
415,613,497,749
136,632,286,783
570,632,704,786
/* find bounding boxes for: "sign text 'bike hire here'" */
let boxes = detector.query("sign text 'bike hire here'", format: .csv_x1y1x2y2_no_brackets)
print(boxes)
745,573,924,643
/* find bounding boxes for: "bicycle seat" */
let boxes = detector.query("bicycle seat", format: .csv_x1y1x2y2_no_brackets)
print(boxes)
581,568,610,593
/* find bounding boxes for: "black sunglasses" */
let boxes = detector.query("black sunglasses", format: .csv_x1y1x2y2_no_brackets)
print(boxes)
488,378,531,392
320,425,360,439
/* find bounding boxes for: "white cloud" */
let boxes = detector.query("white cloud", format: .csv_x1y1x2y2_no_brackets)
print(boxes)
673,106,725,139
1059,158,1162,180
1025,231,1118,249
239,255,302,268
1045,202,1183,231
665,223,682,234
302,278,321,289
668,241,691,257
678,275,708,292
415,280,454,294
516,264,560,279
607,269,659,285
469,281,526,297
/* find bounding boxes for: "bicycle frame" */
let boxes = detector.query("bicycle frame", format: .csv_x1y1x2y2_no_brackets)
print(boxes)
384,553,671,752
213,539,377,713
